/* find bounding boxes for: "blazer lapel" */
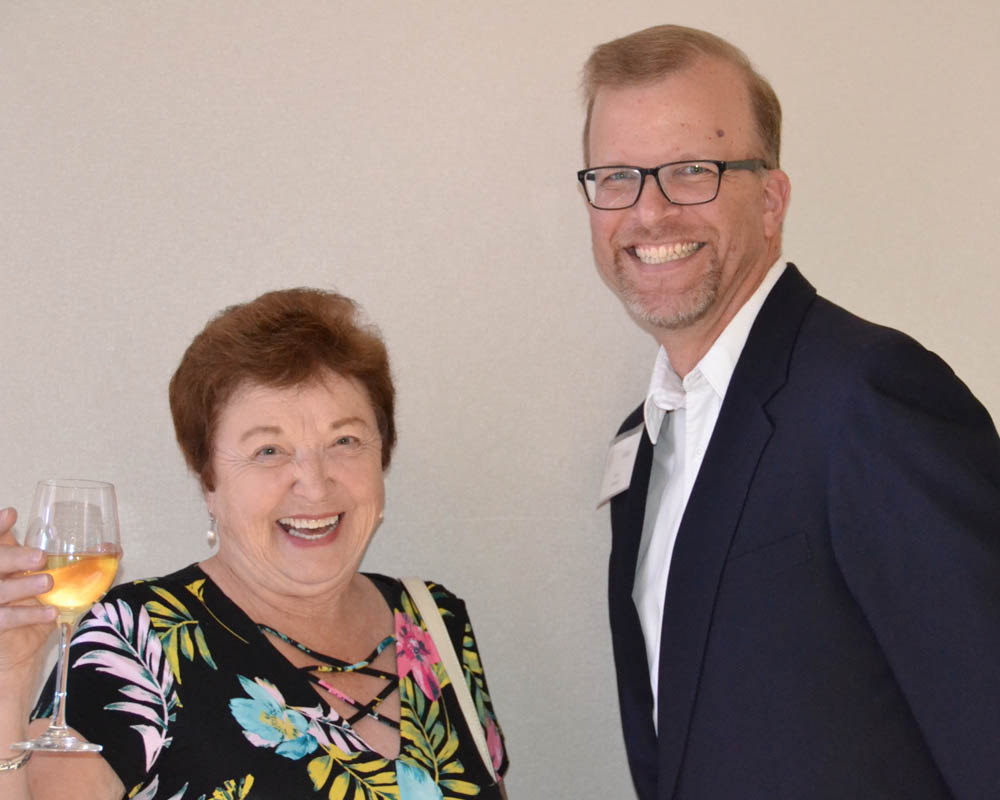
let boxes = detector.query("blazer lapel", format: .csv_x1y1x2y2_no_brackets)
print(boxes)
609,410,659,798
655,265,817,798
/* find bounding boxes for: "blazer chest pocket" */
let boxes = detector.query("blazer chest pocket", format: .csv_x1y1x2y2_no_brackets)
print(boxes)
722,530,812,584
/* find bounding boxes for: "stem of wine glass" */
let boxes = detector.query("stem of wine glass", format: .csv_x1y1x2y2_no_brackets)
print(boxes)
48,619,76,735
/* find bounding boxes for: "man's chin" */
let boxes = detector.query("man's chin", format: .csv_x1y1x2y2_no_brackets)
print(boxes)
622,289,714,331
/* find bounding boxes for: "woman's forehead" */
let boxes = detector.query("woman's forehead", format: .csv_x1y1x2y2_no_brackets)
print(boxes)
217,375,376,434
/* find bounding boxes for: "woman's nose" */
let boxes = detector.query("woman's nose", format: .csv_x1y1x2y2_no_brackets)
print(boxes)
293,451,331,499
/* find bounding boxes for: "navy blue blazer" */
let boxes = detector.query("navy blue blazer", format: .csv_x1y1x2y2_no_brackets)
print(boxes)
609,265,1000,799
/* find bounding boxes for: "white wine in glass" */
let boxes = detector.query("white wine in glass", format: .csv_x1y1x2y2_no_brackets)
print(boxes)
12,479,121,753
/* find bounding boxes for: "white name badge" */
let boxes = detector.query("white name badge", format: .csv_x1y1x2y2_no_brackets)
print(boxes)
597,424,643,508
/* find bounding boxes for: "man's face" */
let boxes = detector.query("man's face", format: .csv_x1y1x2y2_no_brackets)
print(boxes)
585,57,789,343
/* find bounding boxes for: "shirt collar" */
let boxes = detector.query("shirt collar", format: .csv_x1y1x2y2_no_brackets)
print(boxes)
643,262,787,443
643,347,685,443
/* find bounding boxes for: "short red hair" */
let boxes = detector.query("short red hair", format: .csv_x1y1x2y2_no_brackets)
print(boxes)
169,287,396,490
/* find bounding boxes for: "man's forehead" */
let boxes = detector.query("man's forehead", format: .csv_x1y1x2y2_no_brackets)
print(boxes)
589,63,755,150
595,58,748,108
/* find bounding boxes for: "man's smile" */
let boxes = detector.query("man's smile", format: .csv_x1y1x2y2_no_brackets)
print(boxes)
631,242,705,264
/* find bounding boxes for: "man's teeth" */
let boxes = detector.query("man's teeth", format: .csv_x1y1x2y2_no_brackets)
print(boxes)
634,242,703,264
278,515,340,540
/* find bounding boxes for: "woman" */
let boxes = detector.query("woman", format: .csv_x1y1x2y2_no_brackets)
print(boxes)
0,288,508,799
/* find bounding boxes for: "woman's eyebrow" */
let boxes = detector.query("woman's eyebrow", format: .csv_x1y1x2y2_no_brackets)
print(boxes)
239,425,283,443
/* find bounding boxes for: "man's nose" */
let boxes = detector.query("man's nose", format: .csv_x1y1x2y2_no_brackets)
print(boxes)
634,173,681,223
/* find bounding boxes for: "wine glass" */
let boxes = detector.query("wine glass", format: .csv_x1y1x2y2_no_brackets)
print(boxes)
11,479,121,753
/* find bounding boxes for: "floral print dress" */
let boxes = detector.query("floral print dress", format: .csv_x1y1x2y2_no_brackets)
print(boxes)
31,565,508,799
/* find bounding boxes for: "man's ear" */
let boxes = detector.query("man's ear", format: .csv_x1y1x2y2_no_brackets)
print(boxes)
761,168,791,238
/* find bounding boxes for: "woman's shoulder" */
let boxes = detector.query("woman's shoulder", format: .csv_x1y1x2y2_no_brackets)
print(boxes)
366,574,473,647
99,562,208,609
366,573,467,613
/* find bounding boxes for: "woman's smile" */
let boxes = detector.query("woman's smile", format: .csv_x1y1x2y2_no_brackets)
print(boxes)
277,514,342,542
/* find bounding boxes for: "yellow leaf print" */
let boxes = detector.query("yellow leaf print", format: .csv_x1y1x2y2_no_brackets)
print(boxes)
308,754,334,790
329,772,351,799
143,587,219,684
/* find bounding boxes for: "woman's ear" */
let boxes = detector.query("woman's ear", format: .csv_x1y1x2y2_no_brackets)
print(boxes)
203,482,216,521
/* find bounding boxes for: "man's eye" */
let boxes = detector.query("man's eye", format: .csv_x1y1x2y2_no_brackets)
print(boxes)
603,169,637,184
670,163,715,179
334,436,358,447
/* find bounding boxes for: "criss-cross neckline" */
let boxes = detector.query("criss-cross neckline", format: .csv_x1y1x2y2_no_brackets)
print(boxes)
258,625,401,730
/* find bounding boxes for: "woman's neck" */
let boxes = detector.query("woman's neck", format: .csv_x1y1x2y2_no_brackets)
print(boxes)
198,555,388,655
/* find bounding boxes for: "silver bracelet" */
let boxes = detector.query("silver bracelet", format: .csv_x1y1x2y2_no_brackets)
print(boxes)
0,749,32,772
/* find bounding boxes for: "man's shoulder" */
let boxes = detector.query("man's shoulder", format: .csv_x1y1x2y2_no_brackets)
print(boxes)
764,265,925,361
784,289,992,430
799,292,950,378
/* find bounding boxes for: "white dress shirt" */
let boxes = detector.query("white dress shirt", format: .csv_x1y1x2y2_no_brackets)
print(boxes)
633,263,786,729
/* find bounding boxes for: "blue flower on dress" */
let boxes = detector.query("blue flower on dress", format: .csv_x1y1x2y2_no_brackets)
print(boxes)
229,675,318,760
396,761,444,800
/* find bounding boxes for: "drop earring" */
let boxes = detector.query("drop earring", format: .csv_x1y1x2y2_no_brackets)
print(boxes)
206,514,218,548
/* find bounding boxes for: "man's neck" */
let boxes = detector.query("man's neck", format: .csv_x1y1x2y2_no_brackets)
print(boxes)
655,328,714,379
655,258,783,378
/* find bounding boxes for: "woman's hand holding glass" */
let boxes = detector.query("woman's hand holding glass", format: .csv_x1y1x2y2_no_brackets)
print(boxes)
0,507,58,680
0,506,59,782
8,480,121,753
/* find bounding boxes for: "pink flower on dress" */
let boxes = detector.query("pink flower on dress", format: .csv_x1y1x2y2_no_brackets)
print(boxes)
486,716,504,771
395,611,442,701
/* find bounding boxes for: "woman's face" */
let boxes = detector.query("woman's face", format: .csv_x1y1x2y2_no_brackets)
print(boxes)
205,371,385,598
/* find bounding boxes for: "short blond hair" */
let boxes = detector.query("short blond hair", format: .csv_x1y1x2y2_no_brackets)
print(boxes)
582,24,782,168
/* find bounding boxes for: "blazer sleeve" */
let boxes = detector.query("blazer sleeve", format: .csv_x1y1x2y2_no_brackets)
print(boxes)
828,334,1000,799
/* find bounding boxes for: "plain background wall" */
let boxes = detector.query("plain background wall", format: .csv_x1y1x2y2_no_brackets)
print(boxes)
2,2,998,796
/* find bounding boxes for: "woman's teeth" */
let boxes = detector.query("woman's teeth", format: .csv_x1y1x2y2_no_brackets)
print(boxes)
634,242,704,264
278,514,341,540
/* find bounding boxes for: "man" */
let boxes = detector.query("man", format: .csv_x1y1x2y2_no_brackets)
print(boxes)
581,25,1000,799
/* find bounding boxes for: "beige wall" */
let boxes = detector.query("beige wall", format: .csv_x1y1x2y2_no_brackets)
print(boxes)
2,2,997,796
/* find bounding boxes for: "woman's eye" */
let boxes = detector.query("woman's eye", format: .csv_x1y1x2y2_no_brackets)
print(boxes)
254,446,280,458
334,436,358,447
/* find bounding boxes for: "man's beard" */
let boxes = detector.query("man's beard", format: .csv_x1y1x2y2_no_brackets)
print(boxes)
614,248,721,330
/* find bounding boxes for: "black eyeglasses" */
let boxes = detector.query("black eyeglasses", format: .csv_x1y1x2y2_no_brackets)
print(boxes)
577,158,768,209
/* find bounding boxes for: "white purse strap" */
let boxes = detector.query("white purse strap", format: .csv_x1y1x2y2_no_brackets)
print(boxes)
401,577,497,781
